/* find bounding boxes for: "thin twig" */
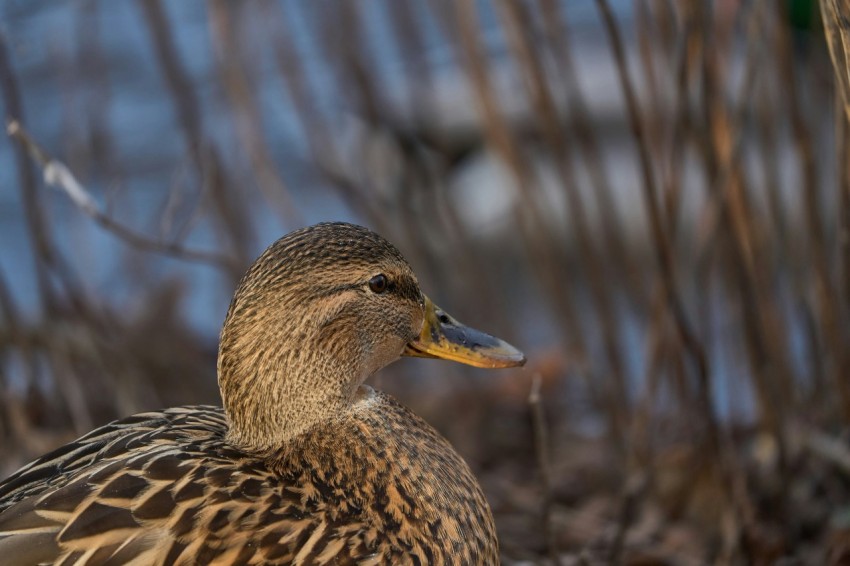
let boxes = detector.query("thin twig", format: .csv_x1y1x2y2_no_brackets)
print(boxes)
500,0,631,443
207,0,302,230
609,472,647,564
821,0,850,124
795,423,850,475
529,374,559,565
448,0,616,447
595,0,718,451
7,120,235,268
139,0,254,276
0,32,89,313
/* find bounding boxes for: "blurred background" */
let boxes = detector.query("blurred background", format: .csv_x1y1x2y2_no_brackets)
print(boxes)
1,0,849,563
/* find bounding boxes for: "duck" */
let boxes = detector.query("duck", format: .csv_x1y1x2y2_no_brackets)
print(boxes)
0,222,525,565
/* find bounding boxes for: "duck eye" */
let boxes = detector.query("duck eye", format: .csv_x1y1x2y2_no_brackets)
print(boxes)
368,274,389,294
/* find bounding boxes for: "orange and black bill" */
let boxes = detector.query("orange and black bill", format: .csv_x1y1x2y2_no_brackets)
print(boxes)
404,295,526,369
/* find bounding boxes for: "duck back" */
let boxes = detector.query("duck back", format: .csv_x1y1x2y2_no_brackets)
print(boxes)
0,390,498,565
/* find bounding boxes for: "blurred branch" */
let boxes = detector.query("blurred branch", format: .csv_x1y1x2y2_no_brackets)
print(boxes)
595,0,718,449
538,0,643,299
139,0,253,277
449,0,622,445
609,472,647,564
499,0,630,431
7,120,235,269
796,423,850,475
821,0,850,123
777,2,850,420
820,0,850,367
528,374,558,565
0,32,89,314
207,0,302,230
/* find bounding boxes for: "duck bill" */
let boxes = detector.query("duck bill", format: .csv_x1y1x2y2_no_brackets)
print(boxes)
403,295,526,369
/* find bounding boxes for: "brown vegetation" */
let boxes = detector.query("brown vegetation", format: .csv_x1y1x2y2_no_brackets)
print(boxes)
1,1,849,563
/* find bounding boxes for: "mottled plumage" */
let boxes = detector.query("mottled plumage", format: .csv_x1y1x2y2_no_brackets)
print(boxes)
0,222,524,565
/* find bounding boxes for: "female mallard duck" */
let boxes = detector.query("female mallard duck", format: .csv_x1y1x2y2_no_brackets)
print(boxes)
0,222,524,565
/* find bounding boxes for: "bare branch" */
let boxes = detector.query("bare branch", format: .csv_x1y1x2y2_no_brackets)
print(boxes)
7,120,235,269
529,374,559,565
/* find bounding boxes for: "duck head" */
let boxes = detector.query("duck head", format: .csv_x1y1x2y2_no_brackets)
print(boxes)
218,222,525,450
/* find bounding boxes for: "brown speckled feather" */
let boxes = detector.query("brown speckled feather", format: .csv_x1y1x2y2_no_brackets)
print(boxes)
0,223,513,565
0,393,496,565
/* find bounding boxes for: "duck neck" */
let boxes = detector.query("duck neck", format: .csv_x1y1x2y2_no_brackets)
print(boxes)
218,339,363,452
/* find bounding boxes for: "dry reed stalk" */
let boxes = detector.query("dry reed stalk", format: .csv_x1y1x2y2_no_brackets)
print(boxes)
821,0,850,123
536,0,643,304
499,0,631,442
703,9,796,440
821,0,850,409
207,1,302,231
777,4,850,420
0,34,107,438
0,36,84,312
7,121,234,268
595,0,718,453
450,0,624,445
528,374,559,565
139,0,252,280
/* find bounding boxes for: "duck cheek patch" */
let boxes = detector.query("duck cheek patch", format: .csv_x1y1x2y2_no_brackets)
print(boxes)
390,312,417,344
